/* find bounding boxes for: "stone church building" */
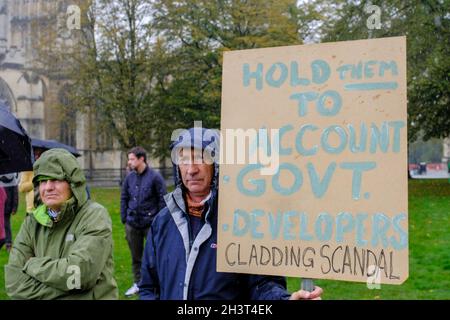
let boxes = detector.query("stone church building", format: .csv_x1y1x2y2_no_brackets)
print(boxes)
0,0,169,186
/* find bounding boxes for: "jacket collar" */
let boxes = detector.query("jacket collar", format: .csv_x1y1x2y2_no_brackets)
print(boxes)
136,164,149,176
165,186,217,222
32,197,78,228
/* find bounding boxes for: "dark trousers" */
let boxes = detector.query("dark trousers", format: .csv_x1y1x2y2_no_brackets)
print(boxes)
125,223,150,284
4,212,11,245
0,212,12,250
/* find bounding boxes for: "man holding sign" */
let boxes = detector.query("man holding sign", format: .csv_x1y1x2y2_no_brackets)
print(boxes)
139,127,322,300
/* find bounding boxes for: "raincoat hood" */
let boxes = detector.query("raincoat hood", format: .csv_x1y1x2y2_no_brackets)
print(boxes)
32,148,87,207
170,127,220,191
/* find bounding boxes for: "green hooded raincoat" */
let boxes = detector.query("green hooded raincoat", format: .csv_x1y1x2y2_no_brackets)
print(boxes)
5,148,118,299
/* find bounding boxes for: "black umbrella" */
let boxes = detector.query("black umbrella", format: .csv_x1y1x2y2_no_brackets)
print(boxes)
31,138,81,157
0,105,34,174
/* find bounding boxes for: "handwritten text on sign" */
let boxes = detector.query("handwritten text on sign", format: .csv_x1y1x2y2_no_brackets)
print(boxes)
217,37,408,284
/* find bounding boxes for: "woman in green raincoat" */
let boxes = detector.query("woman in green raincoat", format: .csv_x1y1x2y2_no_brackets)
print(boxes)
5,148,118,299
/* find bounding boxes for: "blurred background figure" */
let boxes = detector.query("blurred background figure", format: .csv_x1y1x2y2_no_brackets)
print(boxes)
0,187,6,250
18,149,43,216
120,146,167,297
2,184,18,252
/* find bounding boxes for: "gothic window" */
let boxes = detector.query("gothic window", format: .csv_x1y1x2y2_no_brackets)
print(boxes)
58,84,76,147
95,110,114,150
0,77,16,111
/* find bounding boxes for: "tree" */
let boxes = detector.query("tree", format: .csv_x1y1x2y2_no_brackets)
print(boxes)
33,0,172,159
30,0,326,160
317,0,450,141
150,0,308,133
75,0,159,150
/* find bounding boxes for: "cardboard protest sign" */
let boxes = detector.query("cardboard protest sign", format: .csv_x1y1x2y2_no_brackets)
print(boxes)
217,37,408,284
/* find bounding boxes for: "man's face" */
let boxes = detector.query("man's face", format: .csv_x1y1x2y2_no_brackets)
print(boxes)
128,153,145,171
178,148,214,197
39,179,72,211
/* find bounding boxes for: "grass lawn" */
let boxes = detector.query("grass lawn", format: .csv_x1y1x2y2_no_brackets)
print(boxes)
0,179,449,300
